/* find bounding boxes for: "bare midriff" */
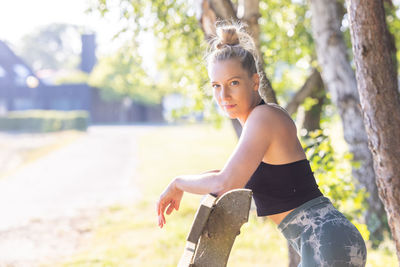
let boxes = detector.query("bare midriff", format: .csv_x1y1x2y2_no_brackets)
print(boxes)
268,208,295,225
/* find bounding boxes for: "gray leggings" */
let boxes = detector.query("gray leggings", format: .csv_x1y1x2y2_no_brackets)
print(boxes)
278,196,367,267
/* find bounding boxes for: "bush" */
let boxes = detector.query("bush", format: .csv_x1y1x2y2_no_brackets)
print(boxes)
0,110,89,132
301,129,370,241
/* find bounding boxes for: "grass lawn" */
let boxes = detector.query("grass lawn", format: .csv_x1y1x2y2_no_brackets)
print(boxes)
57,123,397,267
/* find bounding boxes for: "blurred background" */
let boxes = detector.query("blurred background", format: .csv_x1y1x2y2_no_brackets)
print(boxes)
0,0,399,266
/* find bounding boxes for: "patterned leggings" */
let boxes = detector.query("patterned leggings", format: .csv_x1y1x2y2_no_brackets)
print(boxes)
278,196,367,267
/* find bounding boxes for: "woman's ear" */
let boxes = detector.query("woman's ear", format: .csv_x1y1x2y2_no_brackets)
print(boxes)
252,73,260,91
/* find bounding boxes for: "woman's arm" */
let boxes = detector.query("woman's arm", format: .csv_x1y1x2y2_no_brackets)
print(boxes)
157,171,223,228
175,170,224,195
157,106,276,228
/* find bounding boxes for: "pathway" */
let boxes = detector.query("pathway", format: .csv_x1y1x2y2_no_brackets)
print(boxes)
0,126,149,266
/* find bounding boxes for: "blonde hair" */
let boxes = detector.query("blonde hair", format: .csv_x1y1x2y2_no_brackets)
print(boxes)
205,21,290,116
205,21,260,78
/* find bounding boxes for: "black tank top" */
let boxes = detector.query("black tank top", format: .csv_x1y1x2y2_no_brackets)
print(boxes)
244,100,323,216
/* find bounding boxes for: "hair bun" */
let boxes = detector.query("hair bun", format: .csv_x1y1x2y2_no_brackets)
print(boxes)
216,26,240,49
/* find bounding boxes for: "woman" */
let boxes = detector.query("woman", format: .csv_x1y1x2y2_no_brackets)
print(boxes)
157,22,367,266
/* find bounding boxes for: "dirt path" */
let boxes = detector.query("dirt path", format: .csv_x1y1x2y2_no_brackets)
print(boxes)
0,126,149,266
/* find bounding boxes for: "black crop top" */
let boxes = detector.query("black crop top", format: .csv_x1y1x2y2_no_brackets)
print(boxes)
244,159,323,216
244,100,323,216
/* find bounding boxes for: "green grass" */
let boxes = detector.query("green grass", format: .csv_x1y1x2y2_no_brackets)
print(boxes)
56,123,397,267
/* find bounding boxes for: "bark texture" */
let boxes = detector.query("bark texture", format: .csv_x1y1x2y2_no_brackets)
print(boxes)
302,84,324,132
309,0,386,240
346,0,400,261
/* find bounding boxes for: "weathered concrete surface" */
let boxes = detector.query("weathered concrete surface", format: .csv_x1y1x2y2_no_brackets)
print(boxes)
180,189,252,267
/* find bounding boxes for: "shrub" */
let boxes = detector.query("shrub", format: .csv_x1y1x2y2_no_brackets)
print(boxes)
0,110,89,132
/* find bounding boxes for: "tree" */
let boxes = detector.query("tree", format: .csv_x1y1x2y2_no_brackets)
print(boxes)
88,43,160,104
17,23,81,71
308,0,386,243
346,0,400,262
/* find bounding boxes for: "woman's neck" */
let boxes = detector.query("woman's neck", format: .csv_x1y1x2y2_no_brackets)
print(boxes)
238,95,263,126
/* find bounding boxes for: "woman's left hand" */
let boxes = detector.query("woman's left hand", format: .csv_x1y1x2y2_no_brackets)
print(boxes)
157,178,183,228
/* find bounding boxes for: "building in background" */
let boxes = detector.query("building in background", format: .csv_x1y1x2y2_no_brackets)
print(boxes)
0,35,163,123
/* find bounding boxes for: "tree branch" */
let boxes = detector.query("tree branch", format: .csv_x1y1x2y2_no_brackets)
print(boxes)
285,69,324,116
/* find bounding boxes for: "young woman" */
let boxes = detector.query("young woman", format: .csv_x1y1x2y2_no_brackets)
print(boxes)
157,22,367,266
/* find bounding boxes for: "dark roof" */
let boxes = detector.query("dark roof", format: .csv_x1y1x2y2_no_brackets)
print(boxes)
0,40,40,87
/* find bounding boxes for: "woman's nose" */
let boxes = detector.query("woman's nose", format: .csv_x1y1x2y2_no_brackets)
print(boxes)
220,86,230,100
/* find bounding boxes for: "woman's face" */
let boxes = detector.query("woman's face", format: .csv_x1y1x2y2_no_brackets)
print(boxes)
208,58,259,123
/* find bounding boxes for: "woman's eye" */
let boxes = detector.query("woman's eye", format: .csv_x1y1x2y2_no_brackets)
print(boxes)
231,81,239,86
212,84,220,89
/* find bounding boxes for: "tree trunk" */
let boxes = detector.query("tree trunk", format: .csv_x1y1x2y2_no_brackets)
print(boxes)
239,0,277,103
302,71,325,132
346,0,400,262
286,69,324,117
309,0,387,242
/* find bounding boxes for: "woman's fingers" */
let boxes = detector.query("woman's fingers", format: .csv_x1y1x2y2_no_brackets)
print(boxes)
166,201,175,215
157,186,183,228
157,199,166,228
160,202,166,224
159,202,177,227
156,200,160,216
162,212,165,225
174,200,180,211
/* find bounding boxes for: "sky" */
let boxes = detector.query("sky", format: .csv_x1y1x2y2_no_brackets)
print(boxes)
0,0,155,68
2,1,99,44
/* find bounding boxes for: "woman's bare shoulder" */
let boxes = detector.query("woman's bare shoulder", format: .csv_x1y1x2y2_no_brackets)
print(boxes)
249,103,291,121
248,103,297,132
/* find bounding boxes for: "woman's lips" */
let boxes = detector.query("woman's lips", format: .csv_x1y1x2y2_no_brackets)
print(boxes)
223,104,236,110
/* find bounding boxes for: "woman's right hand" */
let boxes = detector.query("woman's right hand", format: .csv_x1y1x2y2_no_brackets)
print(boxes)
157,178,183,228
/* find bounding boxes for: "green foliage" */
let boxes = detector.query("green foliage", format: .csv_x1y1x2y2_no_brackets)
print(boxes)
301,129,369,240
88,43,160,104
153,8,211,114
260,0,314,66
0,110,89,132
259,0,315,101
88,0,211,108
303,96,320,111
272,66,309,106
